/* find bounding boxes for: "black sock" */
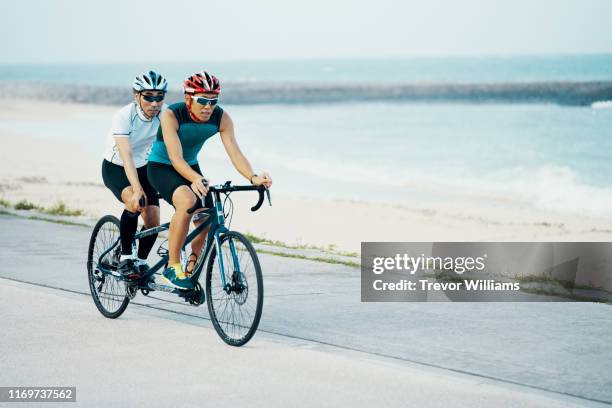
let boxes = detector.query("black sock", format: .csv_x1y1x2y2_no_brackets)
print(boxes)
120,210,139,255
137,225,158,260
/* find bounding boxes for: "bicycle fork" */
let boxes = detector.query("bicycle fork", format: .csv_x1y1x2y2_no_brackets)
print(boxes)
211,195,244,292
214,233,244,293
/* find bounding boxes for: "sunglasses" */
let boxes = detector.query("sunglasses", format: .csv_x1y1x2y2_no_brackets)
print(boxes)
141,93,165,102
191,95,218,106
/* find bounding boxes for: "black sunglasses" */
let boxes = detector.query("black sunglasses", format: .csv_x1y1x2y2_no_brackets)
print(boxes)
141,93,165,102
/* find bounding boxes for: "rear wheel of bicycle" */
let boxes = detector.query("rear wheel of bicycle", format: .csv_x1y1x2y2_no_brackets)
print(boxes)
206,231,263,346
87,215,130,318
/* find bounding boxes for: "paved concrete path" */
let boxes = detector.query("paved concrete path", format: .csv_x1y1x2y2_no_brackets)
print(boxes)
1,214,611,407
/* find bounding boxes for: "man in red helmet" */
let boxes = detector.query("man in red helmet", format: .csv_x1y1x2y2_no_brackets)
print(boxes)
148,71,272,289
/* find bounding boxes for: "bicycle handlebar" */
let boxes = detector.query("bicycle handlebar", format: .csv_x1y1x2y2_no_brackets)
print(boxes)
187,182,271,214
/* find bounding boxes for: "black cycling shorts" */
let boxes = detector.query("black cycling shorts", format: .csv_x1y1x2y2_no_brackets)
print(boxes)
101,160,160,206
147,161,213,208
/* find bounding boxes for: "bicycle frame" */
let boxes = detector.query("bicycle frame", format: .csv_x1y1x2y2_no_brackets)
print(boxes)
95,190,240,294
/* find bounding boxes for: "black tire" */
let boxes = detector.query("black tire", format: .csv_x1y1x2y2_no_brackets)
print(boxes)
205,231,263,346
87,215,130,318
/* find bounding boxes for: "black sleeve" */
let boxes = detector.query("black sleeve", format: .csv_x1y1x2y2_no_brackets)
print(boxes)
213,106,224,128
169,102,190,124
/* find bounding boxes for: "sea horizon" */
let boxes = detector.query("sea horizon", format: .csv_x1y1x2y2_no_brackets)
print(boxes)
2,54,612,86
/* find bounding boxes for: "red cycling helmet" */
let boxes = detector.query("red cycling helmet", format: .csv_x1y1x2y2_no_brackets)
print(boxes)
183,71,221,95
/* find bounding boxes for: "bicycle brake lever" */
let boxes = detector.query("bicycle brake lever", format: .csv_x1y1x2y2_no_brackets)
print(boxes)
265,188,272,206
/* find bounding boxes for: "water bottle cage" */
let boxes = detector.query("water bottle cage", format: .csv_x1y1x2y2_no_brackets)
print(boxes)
156,239,169,258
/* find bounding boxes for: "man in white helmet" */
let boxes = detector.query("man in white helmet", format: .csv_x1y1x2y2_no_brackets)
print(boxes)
102,71,168,278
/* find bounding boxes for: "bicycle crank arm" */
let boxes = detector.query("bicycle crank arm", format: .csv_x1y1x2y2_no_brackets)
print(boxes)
146,282,181,293
95,267,125,280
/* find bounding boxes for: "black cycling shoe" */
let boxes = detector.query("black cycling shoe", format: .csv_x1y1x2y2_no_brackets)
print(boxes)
117,259,141,280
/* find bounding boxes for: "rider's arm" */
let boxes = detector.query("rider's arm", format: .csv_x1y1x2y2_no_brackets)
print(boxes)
114,137,143,197
219,112,272,187
110,106,145,210
160,109,202,182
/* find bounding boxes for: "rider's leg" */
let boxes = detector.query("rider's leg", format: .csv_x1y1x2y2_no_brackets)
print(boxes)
167,186,196,273
119,186,141,259
147,162,198,288
136,164,160,264
186,217,209,275
186,191,213,274
137,205,160,261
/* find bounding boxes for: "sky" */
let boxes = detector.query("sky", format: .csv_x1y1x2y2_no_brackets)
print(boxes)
1,0,611,63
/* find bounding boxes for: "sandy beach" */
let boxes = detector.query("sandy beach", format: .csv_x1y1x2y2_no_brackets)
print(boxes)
2,99,612,253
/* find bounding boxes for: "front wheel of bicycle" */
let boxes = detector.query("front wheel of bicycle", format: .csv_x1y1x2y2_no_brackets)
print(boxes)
205,231,263,346
87,215,130,318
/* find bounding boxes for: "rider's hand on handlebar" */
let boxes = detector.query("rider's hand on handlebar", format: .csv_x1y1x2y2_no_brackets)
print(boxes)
190,177,209,198
252,172,272,188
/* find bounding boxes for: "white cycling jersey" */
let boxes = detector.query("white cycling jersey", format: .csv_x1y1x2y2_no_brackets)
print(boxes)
103,102,167,168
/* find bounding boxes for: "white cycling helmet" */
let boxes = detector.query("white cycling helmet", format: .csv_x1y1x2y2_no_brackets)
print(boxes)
133,71,168,92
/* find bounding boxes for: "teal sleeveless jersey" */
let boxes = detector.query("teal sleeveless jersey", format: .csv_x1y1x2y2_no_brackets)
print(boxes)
148,102,224,165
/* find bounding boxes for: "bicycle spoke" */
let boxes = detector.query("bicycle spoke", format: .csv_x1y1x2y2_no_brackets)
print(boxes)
206,232,263,345
88,216,129,318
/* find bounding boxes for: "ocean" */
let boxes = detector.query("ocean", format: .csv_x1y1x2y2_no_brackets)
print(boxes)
2,54,612,85
1,55,611,216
